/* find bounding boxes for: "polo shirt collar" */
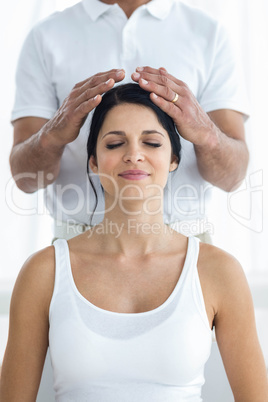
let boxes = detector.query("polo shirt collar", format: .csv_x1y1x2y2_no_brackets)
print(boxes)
82,0,115,21
82,0,175,21
145,0,175,20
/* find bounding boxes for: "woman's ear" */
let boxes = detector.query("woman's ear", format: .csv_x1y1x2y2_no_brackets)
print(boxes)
89,155,98,173
169,154,179,172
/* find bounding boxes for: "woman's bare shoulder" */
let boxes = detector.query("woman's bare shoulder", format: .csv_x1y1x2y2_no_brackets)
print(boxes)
197,242,250,310
12,245,56,313
198,242,244,278
19,245,55,278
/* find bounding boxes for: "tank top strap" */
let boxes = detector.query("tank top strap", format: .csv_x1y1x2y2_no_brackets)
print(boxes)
184,236,200,269
51,237,201,307
178,236,200,285
49,239,71,317
53,238,69,277
183,236,211,331
182,236,201,287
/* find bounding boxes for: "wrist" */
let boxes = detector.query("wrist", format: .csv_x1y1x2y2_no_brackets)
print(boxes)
39,121,66,152
195,123,221,152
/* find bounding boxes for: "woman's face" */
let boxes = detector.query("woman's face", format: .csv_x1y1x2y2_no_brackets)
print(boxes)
89,103,178,203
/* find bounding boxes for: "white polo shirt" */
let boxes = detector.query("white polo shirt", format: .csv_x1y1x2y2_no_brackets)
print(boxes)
12,0,249,233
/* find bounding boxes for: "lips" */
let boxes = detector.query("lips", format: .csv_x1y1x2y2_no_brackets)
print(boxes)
118,170,150,180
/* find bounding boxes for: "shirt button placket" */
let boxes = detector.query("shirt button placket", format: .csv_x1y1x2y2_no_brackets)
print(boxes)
121,11,142,61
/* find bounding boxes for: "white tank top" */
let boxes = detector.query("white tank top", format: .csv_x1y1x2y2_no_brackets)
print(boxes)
49,237,212,401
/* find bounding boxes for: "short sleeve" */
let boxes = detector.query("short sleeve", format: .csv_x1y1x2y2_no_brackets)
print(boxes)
199,24,250,119
11,26,58,122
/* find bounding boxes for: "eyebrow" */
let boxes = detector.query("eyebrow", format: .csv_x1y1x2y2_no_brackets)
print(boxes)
101,130,165,139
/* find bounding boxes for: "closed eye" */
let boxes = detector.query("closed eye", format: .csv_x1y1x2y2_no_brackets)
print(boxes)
106,143,124,149
106,142,162,149
144,142,162,148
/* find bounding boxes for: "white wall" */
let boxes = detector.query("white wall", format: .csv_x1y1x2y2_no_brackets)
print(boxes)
0,0,268,399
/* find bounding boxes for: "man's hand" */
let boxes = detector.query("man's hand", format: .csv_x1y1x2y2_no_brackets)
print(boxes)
10,69,125,192
132,66,248,191
131,66,216,147
44,69,125,146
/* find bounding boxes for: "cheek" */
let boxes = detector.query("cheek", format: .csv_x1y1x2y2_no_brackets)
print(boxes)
157,148,173,171
153,163,170,188
155,152,174,185
95,153,119,192
97,154,117,174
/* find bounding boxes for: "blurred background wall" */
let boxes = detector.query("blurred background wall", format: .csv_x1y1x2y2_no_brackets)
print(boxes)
1,1,268,398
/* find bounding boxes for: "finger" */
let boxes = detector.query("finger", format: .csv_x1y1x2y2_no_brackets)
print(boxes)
94,68,125,79
171,92,179,104
157,67,187,88
135,66,163,75
150,93,182,121
132,71,176,93
74,78,115,107
84,69,125,85
132,68,160,83
74,69,125,90
75,94,103,118
132,68,187,90
132,72,181,105
135,66,174,81
138,76,182,104
76,71,123,99
83,70,124,90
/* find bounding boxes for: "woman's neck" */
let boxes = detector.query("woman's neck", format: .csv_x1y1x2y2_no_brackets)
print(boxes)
93,200,174,256
94,218,173,256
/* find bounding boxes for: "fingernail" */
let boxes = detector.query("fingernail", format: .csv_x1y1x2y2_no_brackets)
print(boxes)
106,78,112,84
133,72,140,80
94,95,99,100
151,93,158,99
141,78,148,85
136,67,144,72
116,70,124,77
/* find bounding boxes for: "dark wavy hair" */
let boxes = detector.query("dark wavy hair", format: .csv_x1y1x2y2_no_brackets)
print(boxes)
86,83,181,223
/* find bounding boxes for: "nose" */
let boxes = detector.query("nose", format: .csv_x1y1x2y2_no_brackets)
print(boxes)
123,145,145,164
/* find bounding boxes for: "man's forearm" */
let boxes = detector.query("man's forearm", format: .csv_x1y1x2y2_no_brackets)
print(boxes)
10,69,126,194
194,126,249,192
131,68,248,192
10,127,65,193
